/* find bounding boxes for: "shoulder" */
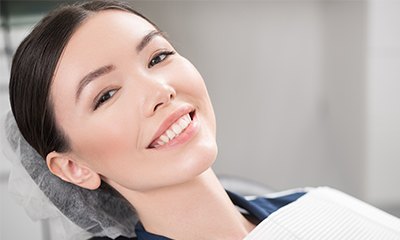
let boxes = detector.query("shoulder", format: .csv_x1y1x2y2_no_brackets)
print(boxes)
247,188,308,214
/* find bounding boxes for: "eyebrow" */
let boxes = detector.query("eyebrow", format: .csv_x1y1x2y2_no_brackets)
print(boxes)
75,64,116,102
136,30,167,53
75,30,168,102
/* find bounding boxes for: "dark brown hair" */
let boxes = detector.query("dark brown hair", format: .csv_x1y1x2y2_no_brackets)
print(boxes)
9,0,158,159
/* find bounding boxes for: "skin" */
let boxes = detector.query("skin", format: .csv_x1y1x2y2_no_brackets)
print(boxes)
47,10,254,239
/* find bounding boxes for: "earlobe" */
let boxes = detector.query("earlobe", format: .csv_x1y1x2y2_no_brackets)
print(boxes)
46,151,101,190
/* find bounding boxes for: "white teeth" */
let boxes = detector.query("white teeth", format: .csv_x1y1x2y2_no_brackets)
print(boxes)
166,130,175,140
183,114,191,123
178,114,191,128
172,123,183,135
153,113,193,147
160,135,169,143
178,118,187,128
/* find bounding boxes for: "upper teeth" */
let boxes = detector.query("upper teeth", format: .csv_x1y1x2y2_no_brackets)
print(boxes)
154,113,191,147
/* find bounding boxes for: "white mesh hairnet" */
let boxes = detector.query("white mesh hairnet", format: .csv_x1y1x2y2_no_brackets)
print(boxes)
0,110,138,239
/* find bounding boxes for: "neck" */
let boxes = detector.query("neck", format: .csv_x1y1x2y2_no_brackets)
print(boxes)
117,169,254,240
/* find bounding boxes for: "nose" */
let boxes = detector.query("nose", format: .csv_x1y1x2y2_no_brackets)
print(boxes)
144,80,176,117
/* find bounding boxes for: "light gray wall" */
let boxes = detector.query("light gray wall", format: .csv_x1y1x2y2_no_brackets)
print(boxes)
367,0,400,205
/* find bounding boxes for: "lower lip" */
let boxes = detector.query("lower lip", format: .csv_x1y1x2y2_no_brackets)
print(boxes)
151,112,200,150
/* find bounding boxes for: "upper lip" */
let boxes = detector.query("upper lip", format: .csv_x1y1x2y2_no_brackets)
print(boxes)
147,105,194,148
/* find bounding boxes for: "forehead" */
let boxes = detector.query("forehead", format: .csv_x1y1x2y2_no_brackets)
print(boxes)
54,10,156,82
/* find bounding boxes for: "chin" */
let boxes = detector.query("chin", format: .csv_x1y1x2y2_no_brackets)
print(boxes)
124,134,218,192
153,138,218,190
181,138,218,180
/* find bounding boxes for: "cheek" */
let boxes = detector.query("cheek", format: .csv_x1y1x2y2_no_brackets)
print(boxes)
73,123,150,191
174,58,216,120
180,59,217,135
176,58,209,95
69,110,140,173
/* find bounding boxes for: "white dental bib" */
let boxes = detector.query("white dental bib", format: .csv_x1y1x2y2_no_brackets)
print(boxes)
245,187,400,239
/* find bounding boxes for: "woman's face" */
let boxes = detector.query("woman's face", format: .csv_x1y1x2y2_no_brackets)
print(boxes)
50,10,217,191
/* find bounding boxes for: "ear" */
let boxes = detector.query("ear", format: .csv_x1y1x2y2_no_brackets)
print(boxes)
46,151,101,190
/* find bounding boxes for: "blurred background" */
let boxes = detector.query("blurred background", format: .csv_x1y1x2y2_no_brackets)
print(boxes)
1,0,399,239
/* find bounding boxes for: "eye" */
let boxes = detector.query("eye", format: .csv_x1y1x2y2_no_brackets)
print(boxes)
148,50,175,68
94,89,118,110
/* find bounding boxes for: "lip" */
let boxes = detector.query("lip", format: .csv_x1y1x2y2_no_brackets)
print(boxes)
147,105,195,148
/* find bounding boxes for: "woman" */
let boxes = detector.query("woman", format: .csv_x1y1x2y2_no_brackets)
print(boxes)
5,1,400,240
7,1,303,239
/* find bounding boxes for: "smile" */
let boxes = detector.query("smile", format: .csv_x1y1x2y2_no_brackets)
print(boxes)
148,109,198,149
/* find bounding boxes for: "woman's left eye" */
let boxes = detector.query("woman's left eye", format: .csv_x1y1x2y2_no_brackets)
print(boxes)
148,50,175,68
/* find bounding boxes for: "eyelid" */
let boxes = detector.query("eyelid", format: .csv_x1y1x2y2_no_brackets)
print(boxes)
93,87,119,110
148,49,176,68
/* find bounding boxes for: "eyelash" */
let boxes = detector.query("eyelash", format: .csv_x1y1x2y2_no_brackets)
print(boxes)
93,50,175,110
93,88,118,110
148,50,175,68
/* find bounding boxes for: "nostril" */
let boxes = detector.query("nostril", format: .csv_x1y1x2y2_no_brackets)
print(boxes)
153,89,175,112
154,102,163,112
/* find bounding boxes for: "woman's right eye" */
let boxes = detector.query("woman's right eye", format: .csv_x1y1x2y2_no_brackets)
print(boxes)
93,89,118,110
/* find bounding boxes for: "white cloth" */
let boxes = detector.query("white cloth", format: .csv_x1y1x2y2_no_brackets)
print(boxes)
245,187,400,239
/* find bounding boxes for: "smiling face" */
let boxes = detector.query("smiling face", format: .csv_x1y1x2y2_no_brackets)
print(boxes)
50,10,217,191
